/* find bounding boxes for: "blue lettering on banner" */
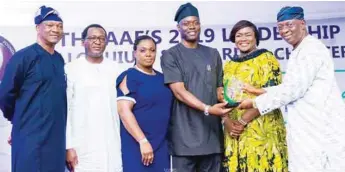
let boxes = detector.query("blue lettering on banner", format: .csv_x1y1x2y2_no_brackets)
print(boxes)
134,30,162,44
342,92,345,99
330,25,341,38
151,30,162,44
65,50,136,64
119,31,133,45
67,52,85,62
221,48,241,60
222,45,344,61
203,28,215,43
258,26,283,41
71,32,83,46
134,30,145,40
326,46,345,58
242,24,341,41
222,28,231,42
274,47,291,60
61,32,69,46
272,27,282,40
61,30,163,47
169,29,179,44
59,24,341,48
272,45,345,60
169,28,215,44
258,27,271,41
58,24,344,64
103,50,135,63
308,25,340,39
107,31,119,45
222,48,232,60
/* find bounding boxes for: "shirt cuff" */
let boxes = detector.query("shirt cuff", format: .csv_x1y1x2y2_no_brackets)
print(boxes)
117,96,136,104
255,96,267,115
66,141,76,150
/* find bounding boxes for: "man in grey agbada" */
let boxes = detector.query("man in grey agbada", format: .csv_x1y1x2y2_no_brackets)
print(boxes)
161,3,231,172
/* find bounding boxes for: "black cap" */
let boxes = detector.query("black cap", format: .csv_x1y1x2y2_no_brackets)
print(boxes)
174,2,199,23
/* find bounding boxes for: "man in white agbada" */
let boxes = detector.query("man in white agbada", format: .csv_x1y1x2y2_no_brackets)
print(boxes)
65,24,122,172
238,6,345,172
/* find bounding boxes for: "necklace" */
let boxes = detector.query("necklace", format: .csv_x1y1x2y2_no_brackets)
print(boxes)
134,65,156,75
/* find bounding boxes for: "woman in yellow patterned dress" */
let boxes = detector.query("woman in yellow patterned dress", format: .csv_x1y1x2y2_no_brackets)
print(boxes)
222,20,288,172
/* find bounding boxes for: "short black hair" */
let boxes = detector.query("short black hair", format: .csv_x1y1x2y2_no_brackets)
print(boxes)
81,24,107,40
230,20,260,46
133,35,156,51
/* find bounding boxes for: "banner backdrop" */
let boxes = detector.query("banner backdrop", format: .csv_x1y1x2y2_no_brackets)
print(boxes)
0,1,345,171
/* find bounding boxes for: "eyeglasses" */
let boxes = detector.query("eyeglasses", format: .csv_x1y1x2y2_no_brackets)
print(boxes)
86,36,106,43
181,21,200,28
277,20,297,31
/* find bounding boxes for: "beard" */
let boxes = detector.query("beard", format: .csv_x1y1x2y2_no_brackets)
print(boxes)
86,51,104,58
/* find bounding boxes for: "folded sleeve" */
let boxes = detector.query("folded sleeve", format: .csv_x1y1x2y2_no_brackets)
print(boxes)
116,70,138,103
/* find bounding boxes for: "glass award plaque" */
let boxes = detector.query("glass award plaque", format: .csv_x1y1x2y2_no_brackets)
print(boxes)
224,77,243,108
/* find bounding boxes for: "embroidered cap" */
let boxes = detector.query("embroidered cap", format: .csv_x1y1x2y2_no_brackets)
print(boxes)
34,5,63,24
277,6,304,22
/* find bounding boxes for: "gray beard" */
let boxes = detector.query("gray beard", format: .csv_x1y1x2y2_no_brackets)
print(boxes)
87,52,103,58
90,55,102,58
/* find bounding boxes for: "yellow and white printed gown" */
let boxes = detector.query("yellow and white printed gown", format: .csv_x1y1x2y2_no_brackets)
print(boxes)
223,49,288,172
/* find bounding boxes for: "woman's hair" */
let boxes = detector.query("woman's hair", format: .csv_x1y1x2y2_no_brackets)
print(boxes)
230,20,260,46
133,35,157,65
133,35,157,51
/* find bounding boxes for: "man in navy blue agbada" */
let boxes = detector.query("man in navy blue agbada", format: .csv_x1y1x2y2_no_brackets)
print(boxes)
0,6,67,172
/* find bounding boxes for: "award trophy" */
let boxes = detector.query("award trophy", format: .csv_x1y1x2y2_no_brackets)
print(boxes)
223,77,243,108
